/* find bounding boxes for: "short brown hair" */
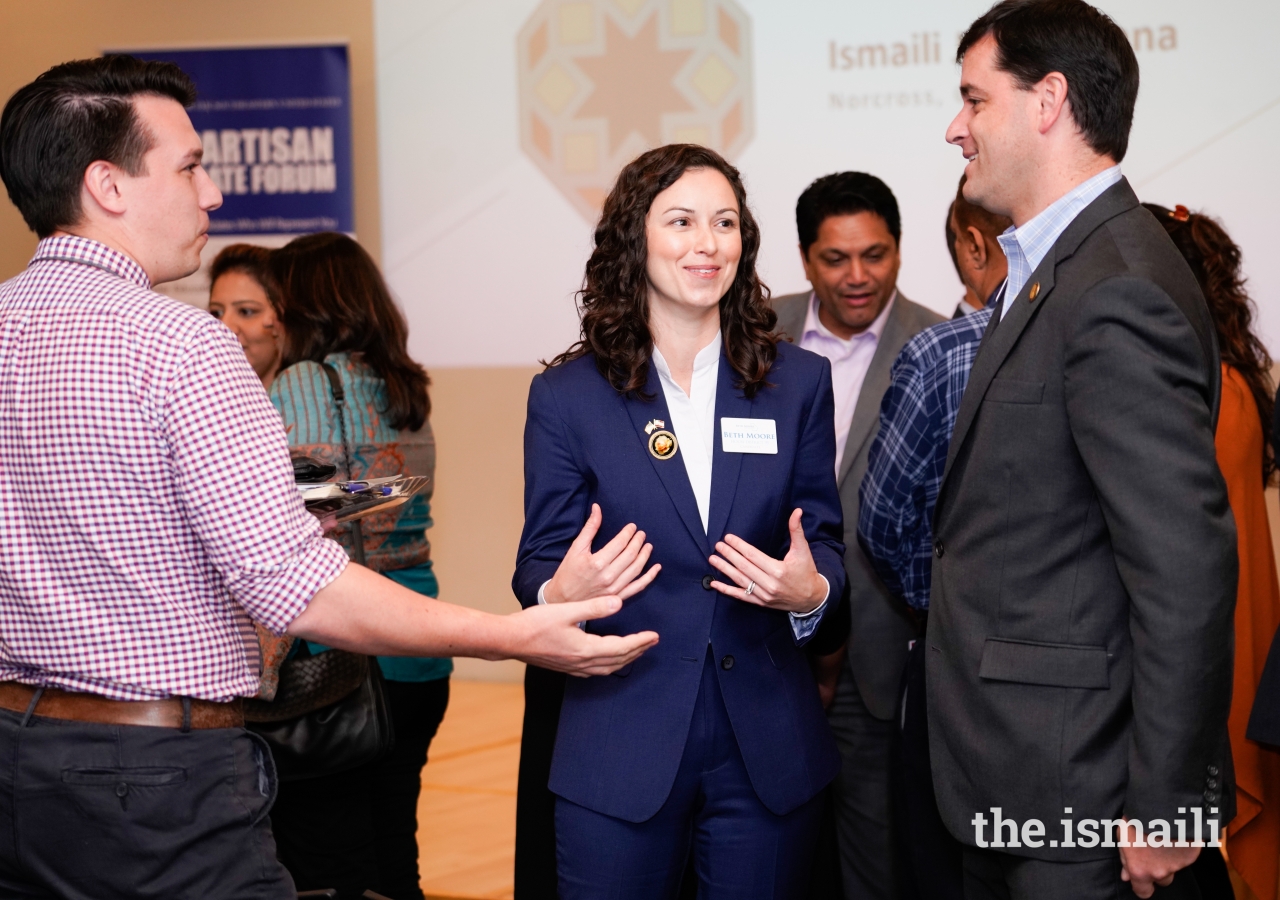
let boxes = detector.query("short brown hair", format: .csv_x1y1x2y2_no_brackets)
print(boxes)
957,0,1139,162
0,55,196,236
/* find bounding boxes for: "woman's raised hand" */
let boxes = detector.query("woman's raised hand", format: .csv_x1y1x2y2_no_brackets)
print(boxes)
544,504,662,604
708,508,828,614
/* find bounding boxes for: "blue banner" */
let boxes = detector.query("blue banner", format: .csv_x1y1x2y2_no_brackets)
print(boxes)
130,45,353,235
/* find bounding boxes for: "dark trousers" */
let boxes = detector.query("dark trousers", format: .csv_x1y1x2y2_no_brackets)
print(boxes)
554,652,824,900
893,635,965,899
963,847,1235,900
0,706,293,899
271,677,449,900
961,846,1206,900
962,833,1234,900
807,789,847,900
514,667,698,900
1186,848,1236,900
827,663,897,898
514,665,565,899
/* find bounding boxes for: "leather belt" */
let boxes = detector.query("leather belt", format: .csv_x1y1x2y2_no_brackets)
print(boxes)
0,682,245,730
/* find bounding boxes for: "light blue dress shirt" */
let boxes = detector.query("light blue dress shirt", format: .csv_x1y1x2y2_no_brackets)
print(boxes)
997,166,1124,318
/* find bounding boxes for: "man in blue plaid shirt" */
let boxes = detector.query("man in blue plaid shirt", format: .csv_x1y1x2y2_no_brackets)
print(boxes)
855,178,1009,898
857,312,990,609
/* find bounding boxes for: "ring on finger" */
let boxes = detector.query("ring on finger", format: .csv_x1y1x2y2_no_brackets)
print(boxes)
745,581,756,596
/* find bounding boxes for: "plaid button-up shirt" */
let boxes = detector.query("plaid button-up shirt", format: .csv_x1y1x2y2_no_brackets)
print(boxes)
857,304,994,610
0,236,348,701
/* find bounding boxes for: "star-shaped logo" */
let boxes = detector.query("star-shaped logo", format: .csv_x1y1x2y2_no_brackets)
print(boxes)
574,14,694,155
518,0,754,221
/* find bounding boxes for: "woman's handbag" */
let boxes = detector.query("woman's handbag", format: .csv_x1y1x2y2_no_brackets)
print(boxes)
245,643,394,781
244,360,394,781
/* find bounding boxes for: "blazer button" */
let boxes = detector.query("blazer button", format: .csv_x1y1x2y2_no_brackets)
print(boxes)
1207,765,1219,776
701,575,714,591
720,655,735,671
1206,777,1218,790
1204,790,1218,803
934,540,945,559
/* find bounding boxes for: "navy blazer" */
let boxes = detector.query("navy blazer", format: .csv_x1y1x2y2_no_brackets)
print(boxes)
513,340,846,822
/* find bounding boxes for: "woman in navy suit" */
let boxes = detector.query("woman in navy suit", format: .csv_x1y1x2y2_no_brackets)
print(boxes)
515,144,846,899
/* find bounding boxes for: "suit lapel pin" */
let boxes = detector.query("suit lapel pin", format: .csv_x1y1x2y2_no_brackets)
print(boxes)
645,419,678,460
1029,282,1041,301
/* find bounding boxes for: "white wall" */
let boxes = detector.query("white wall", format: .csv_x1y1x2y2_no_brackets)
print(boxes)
375,0,1280,367
370,0,1280,682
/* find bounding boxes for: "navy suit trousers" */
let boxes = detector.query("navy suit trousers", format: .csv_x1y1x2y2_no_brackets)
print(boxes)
555,650,824,900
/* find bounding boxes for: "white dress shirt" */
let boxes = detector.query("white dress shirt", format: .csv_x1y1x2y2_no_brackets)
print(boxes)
798,291,896,473
652,333,827,638
651,334,722,533
540,332,829,637
997,165,1123,318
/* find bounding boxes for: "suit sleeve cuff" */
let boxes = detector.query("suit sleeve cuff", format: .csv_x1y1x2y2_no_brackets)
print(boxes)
788,575,830,640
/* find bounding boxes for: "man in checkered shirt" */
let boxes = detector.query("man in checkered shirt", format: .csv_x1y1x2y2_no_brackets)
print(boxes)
0,56,655,898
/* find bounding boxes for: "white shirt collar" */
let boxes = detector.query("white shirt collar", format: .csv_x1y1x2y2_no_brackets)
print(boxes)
651,329,722,393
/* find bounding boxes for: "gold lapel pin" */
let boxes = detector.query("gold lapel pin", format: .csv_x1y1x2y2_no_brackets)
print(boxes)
1029,282,1041,301
644,419,678,460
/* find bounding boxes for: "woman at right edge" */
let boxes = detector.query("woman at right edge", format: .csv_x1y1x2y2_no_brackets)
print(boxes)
514,144,847,898
1147,203,1280,900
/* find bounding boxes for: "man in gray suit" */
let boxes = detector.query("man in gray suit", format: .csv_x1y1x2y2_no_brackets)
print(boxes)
930,2,1236,898
773,172,942,898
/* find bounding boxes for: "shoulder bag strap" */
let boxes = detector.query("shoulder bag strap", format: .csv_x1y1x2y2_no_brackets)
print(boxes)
319,362,367,566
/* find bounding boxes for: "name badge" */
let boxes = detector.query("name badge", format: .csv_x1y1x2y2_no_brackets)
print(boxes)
721,417,778,454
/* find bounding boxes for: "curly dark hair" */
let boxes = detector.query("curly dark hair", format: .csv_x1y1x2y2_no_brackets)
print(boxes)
1144,203,1274,484
270,232,430,432
547,144,777,398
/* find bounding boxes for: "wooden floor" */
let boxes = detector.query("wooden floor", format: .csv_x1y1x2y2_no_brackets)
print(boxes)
417,680,524,900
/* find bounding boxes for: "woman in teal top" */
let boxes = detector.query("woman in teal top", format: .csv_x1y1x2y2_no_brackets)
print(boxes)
270,353,452,684
266,232,449,900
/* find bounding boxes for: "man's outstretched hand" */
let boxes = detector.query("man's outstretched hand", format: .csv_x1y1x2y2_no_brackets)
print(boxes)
291,562,657,677
511,595,659,677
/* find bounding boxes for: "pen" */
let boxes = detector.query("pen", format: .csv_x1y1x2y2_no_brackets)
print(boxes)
340,482,393,496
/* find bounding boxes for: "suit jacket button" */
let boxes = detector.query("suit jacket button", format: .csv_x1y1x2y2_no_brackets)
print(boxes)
1204,790,1218,803
701,575,714,590
1206,778,1218,789
934,540,945,558
1207,765,1219,776
720,655,735,671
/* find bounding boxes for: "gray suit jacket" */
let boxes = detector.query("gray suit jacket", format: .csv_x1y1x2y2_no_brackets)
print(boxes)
773,291,943,719
928,179,1237,860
